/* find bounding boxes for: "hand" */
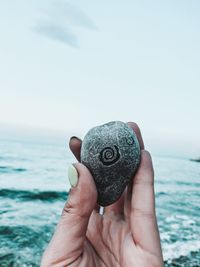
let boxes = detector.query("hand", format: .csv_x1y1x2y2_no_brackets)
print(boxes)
41,122,164,267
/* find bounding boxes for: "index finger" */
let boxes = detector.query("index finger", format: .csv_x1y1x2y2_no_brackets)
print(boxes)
69,136,82,162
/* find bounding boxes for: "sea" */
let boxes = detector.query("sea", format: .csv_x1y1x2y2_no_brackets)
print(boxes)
0,137,200,267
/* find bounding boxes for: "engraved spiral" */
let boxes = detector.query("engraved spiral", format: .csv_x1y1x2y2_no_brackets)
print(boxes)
126,136,134,145
99,145,120,166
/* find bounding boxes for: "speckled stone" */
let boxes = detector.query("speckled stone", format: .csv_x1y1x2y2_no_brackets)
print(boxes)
80,121,141,206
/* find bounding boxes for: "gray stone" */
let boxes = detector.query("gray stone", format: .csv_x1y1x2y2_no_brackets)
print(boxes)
81,121,141,206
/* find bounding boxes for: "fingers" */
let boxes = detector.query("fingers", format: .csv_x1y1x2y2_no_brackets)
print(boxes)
130,150,162,258
69,136,82,161
127,122,145,150
124,182,132,222
124,122,145,221
41,163,97,266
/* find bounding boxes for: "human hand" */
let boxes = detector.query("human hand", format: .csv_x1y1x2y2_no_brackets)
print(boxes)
41,122,164,267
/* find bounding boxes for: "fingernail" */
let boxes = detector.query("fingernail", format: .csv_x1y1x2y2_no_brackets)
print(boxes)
68,164,78,187
70,136,81,142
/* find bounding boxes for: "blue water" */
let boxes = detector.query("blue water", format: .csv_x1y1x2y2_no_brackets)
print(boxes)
0,138,200,266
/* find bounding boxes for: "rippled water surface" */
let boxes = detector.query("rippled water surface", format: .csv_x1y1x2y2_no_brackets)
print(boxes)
0,138,200,266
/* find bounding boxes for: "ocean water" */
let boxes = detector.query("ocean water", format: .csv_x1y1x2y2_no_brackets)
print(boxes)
0,138,200,267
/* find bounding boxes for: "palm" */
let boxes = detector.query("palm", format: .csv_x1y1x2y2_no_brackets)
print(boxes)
72,203,161,267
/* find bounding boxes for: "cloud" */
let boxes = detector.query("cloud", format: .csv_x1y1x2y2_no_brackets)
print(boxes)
33,0,97,47
35,21,78,47
50,1,97,30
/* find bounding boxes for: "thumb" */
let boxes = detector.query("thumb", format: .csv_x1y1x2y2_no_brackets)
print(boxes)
65,163,97,219
41,163,97,267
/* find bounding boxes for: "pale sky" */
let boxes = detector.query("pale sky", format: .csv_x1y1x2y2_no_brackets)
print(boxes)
0,0,200,156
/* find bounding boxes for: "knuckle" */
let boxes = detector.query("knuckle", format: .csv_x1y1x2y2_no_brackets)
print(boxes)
141,150,154,174
127,121,140,132
62,198,92,220
132,207,155,220
142,150,152,160
62,199,74,216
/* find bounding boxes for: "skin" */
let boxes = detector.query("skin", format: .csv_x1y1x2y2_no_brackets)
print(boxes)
41,122,164,267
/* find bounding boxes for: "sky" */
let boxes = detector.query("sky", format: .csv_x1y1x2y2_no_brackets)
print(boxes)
0,0,200,157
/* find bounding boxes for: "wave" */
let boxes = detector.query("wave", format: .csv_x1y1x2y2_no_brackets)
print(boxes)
163,240,200,265
0,189,68,201
156,179,200,187
0,155,27,160
0,225,53,267
176,180,200,187
156,190,200,199
0,254,38,267
156,192,168,197
0,166,27,173
164,249,200,267
0,224,52,243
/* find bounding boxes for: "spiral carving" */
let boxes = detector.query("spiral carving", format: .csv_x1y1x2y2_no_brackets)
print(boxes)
126,136,135,145
99,146,120,166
